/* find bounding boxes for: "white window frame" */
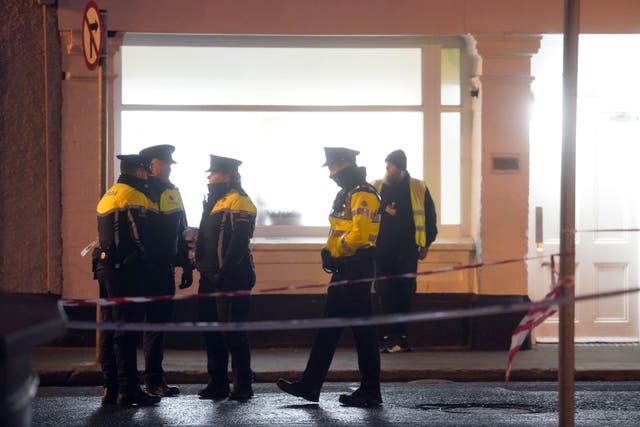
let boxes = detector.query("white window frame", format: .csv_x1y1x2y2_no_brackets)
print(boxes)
114,34,471,239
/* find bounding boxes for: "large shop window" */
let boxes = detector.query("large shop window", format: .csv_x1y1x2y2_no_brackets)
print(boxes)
117,35,468,238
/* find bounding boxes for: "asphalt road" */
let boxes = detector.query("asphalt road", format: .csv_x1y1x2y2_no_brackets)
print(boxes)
32,381,640,426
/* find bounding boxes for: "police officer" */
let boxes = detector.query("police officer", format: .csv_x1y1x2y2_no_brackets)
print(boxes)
277,147,383,408
371,149,438,353
93,154,161,406
138,144,193,397
196,155,257,401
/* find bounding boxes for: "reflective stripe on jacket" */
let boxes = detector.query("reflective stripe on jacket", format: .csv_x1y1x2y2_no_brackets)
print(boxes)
195,188,257,290
96,178,158,265
326,184,381,258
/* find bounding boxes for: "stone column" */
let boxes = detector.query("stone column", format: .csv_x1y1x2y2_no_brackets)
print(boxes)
472,35,541,296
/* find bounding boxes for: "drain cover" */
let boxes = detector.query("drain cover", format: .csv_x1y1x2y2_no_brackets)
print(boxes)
418,403,547,414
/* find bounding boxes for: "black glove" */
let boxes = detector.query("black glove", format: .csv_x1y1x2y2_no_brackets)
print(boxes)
211,272,233,291
178,266,193,289
321,248,338,273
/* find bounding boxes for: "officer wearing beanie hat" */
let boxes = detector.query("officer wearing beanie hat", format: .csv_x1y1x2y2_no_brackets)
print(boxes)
371,149,438,354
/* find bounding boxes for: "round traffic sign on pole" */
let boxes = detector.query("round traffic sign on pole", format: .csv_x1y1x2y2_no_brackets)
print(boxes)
82,1,103,70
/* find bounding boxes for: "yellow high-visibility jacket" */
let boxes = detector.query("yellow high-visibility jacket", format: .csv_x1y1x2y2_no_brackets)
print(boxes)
146,176,190,268
326,183,381,258
96,174,158,266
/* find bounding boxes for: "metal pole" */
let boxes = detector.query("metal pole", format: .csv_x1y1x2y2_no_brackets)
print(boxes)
559,0,579,426
96,9,108,362
98,10,108,196
42,3,52,294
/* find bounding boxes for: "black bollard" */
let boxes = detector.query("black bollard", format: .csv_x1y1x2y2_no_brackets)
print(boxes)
0,294,65,427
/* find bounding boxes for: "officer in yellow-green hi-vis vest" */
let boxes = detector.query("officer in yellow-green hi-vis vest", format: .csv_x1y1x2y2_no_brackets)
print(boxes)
195,155,257,401
138,144,193,398
371,149,438,354
277,147,383,408
92,154,161,407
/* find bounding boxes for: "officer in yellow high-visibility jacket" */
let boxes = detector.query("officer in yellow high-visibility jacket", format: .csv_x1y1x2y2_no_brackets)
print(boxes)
138,144,193,398
371,149,437,353
196,155,257,401
93,154,161,407
277,147,383,408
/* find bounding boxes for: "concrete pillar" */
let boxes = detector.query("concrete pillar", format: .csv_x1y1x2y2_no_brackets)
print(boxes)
472,35,541,295
59,29,123,299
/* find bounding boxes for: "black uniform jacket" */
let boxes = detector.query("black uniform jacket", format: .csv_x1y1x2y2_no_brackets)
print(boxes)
195,187,257,291
95,174,157,268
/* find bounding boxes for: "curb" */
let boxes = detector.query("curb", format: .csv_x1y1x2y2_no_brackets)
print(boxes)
38,369,640,387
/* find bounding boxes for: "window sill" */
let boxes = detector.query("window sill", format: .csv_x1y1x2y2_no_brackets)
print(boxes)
251,236,475,252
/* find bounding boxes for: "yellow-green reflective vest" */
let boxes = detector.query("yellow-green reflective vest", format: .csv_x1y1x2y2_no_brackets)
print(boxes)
372,178,427,248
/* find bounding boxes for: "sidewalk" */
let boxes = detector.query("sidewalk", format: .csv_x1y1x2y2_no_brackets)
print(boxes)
34,343,640,386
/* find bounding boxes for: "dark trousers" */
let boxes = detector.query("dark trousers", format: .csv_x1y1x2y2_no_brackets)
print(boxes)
302,256,380,394
142,264,175,387
374,252,418,341
97,265,144,392
198,273,252,392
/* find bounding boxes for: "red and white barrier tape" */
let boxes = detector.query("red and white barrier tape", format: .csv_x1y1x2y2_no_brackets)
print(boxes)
60,253,549,307
505,253,582,382
68,226,636,308
573,228,640,233
505,253,567,382
62,285,640,332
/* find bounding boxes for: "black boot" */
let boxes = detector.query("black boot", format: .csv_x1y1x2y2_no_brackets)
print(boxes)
228,387,254,401
144,383,180,397
116,388,161,406
338,388,382,408
101,386,118,405
276,378,320,403
198,383,230,400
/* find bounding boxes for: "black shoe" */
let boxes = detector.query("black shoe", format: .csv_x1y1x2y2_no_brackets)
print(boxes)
116,388,161,406
276,378,319,403
144,384,180,397
228,388,254,401
381,344,397,353
380,336,396,353
398,336,413,352
338,389,382,408
101,387,117,405
381,343,413,353
198,384,230,400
